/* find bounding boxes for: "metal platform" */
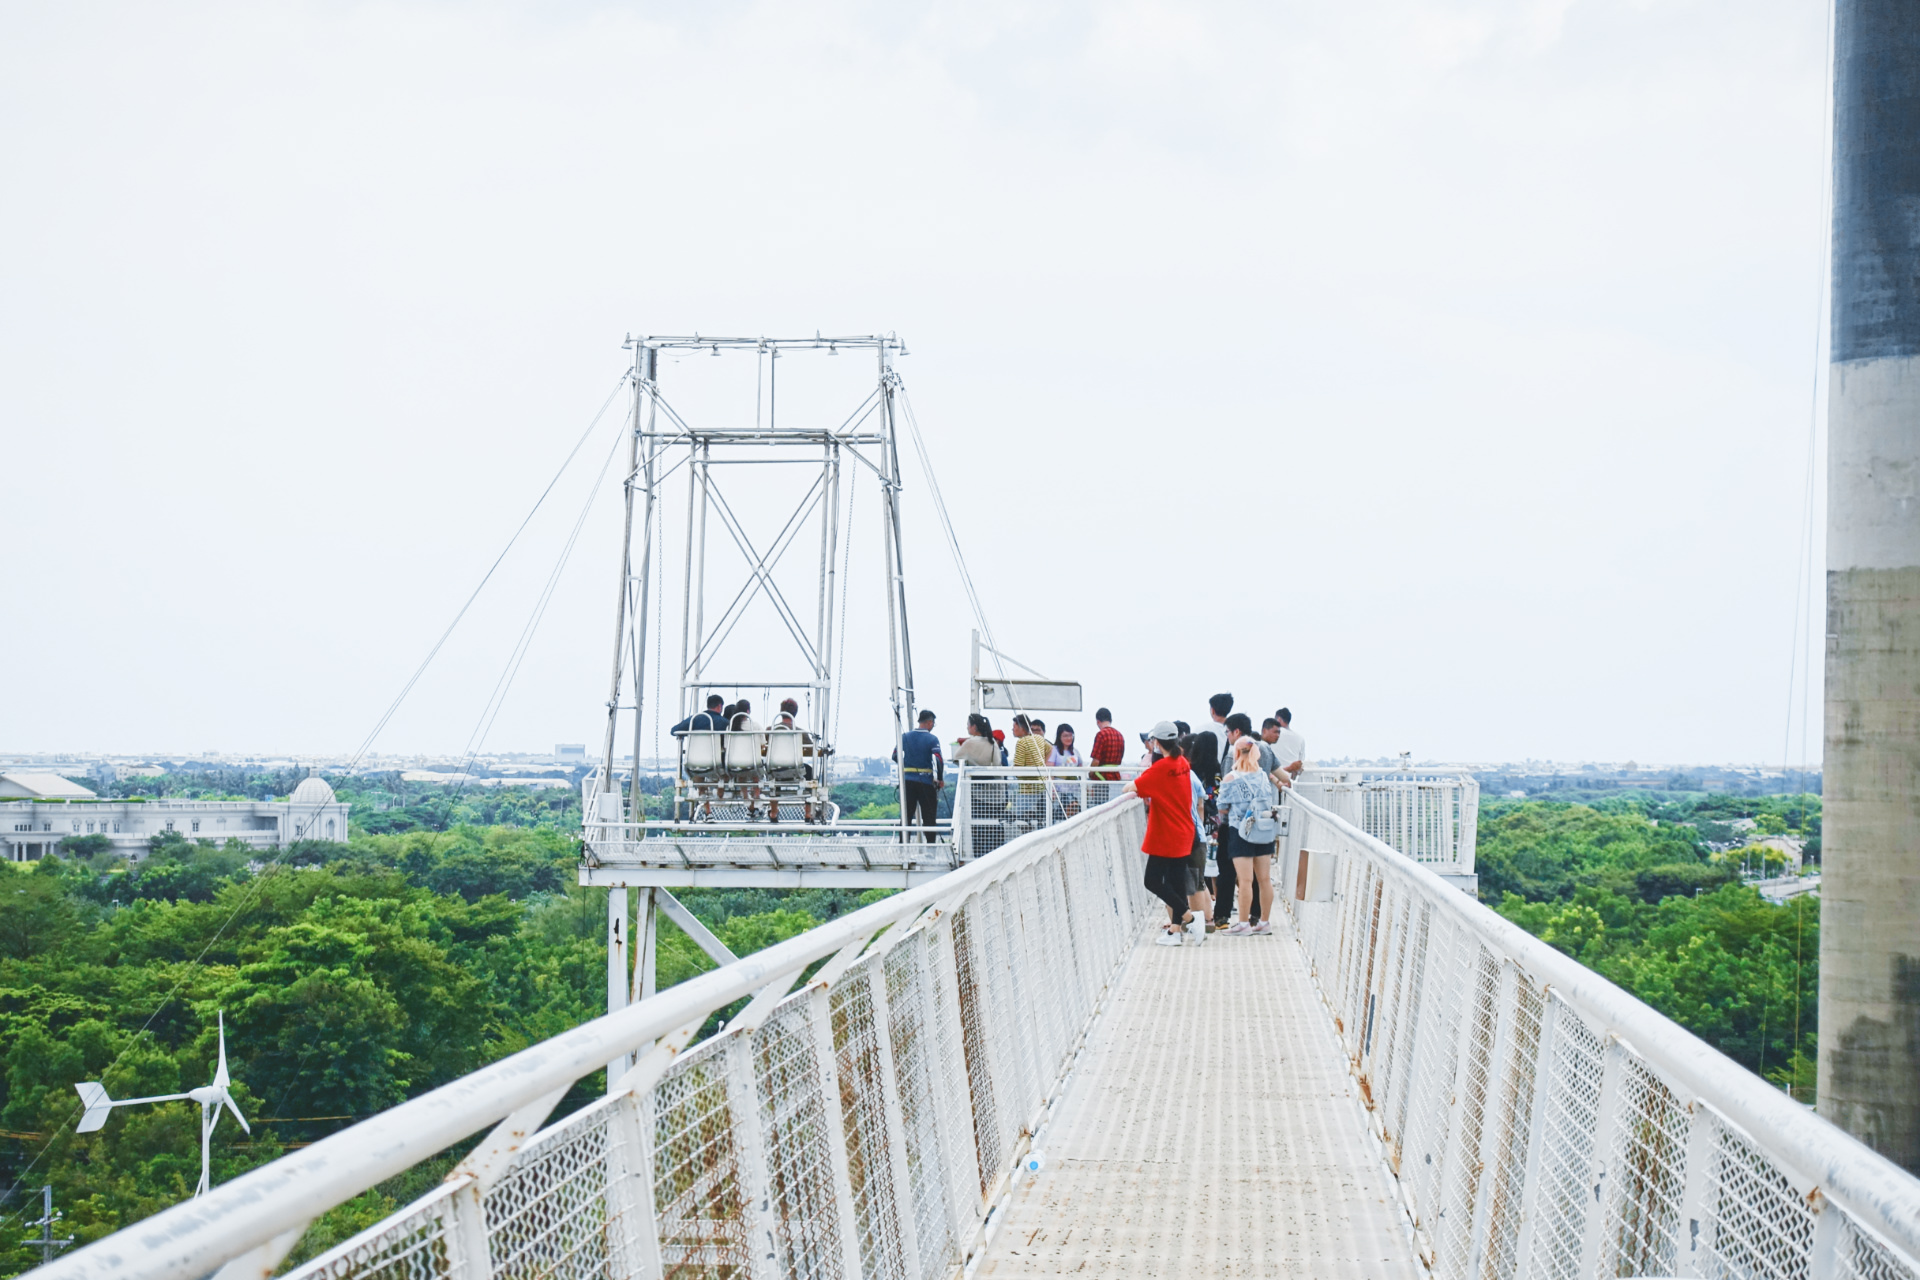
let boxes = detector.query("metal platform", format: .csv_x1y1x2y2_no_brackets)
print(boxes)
581,816,957,889
977,921,1422,1280
579,841,955,889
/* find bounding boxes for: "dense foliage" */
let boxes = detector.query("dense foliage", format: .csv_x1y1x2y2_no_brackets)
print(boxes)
0,781,887,1276
1480,795,1819,1102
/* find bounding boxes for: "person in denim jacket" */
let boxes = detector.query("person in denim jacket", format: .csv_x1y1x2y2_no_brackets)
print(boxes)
1216,737,1279,935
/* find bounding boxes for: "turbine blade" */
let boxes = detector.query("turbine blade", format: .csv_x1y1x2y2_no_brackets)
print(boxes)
222,1092,250,1135
214,1011,230,1089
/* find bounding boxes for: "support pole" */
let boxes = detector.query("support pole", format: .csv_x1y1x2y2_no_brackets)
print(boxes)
597,350,644,802
971,629,981,716
879,346,912,841
633,886,657,1004
691,441,712,690
606,887,630,1093
819,442,842,746
1820,0,1920,1173
630,346,659,824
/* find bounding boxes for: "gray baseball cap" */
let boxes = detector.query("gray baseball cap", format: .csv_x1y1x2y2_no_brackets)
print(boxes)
1148,720,1180,742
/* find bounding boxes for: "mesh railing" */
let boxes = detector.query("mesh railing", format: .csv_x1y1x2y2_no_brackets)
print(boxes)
1278,791,1920,1280
43,799,1151,1280
1293,767,1478,875
951,765,1141,861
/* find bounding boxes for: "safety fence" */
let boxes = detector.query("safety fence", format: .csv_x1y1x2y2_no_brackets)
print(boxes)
1279,791,1920,1280
41,800,1152,1280
951,765,1141,861
1293,767,1478,876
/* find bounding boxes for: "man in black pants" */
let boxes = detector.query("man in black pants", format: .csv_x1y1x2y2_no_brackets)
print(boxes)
1200,692,1237,927
895,709,945,843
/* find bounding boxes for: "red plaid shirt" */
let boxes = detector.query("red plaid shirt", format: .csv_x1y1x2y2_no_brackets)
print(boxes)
1089,724,1126,780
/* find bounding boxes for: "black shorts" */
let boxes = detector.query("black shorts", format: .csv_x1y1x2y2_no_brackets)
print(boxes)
1228,830,1276,861
1188,835,1209,894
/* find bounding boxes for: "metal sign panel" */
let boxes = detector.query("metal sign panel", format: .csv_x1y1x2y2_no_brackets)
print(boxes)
977,680,1082,711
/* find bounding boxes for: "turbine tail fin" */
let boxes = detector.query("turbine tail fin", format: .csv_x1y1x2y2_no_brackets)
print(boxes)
74,1081,114,1133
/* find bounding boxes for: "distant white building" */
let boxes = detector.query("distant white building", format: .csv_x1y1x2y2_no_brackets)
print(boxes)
0,772,98,800
3,773,350,863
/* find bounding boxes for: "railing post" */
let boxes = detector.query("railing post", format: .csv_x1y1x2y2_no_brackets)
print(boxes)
954,769,971,861
722,1030,779,1280
604,1090,664,1280
1464,962,1519,1280
1809,1191,1844,1280
1674,1099,1720,1279
807,984,867,1280
1510,990,1561,1278
927,911,987,1249
866,962,923,1280
1576,1036,1631,1280
446,1179,492,1280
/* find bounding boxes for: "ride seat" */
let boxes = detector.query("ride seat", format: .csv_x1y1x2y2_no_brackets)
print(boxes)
683,732,724,779
723,730,764,776
766,729,805,780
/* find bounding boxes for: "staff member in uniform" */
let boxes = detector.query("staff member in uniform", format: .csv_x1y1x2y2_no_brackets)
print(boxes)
895,710,945,843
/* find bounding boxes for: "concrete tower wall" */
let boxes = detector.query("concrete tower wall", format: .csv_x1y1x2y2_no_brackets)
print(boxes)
1821,0,1920,1172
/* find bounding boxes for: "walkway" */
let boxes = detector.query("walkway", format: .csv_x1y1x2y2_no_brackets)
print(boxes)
976,916,1424,1279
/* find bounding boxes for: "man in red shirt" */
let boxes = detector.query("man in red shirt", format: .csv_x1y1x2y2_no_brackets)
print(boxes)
1089,707,1126,805
1089,708,1125,783
1126,721,1197,946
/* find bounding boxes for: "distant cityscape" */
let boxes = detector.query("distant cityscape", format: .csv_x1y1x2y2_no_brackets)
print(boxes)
0,748,1818,797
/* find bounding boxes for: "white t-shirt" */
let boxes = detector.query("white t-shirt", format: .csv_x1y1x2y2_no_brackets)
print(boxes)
1272,726,1306,770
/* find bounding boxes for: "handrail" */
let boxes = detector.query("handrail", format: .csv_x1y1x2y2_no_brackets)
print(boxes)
1281,791,1920,1277
41,796,1152,1280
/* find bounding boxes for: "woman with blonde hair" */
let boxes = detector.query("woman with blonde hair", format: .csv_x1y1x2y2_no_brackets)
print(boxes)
1216,735,1280,935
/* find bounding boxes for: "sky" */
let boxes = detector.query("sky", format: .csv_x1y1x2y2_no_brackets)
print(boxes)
0,0,1834,767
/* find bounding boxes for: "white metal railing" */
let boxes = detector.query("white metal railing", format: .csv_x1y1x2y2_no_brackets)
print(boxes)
40,798,1152,1280
951,765,1142,861
1294,766,1478,875
1278,791,1920,1280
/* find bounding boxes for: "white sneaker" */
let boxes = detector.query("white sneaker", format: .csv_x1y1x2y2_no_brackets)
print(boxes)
1187,914,1206,943
1154,930,1185,947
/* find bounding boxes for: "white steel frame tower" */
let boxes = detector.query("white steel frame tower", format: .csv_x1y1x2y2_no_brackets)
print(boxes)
590,333,918,834
582,335,944,1066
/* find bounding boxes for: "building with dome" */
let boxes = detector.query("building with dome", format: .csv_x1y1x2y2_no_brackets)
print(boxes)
2,771,351,863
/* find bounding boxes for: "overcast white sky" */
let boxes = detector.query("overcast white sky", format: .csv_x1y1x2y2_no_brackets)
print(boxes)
0,0,1833,766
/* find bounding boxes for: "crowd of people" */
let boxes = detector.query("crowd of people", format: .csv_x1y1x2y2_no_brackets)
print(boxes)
1120,692,1307,945
900,693,1307,943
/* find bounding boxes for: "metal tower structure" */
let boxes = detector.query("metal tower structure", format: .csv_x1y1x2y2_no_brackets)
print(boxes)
580,334,951,1070
589,333,918,835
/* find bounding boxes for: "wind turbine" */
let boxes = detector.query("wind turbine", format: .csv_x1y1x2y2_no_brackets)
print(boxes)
73,1011,251,1197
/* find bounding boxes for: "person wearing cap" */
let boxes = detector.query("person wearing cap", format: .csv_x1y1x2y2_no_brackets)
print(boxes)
1124,722,1201,946
1179,734,1215,931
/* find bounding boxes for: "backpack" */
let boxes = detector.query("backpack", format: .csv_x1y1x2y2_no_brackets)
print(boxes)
1234,774,1281,844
